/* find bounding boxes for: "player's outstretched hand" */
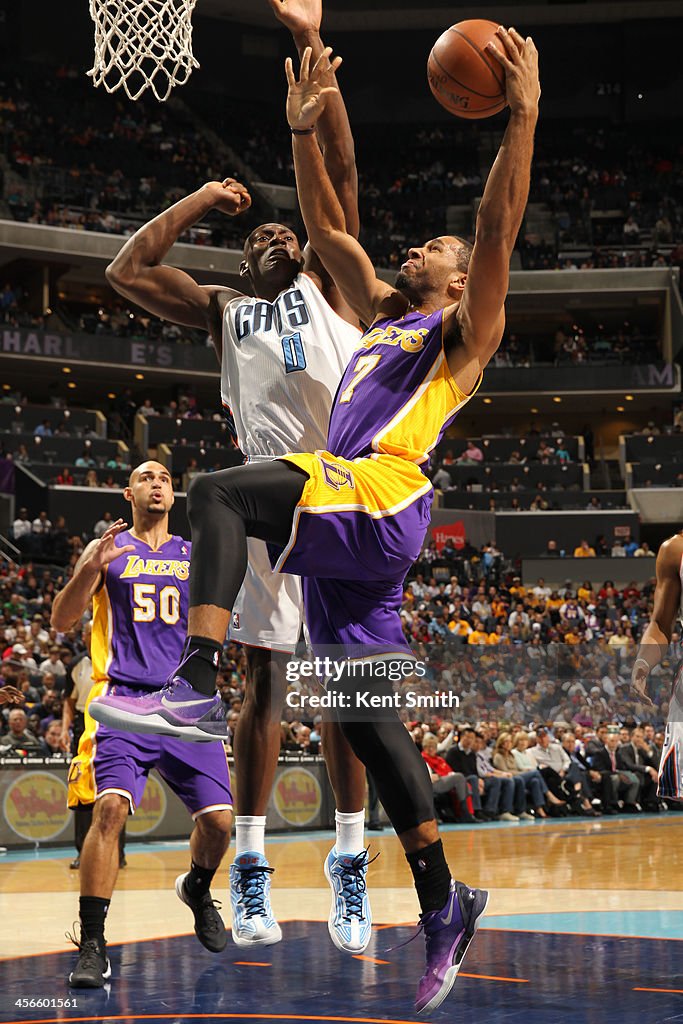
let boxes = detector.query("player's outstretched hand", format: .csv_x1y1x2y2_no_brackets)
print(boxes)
268,0,321,34
485,26,540,115
630,660,654,707
286,45,341,131
0,685,25,707
204,178,252,217
87,520,136,572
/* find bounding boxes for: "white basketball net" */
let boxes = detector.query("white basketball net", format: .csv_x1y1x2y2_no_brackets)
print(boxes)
88,0,199,102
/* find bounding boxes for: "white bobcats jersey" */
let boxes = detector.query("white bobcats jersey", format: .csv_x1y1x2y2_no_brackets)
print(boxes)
221,273,360,460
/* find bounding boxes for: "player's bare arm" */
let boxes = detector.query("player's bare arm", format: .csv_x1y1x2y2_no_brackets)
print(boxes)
287,49,399,326
51,520,136,631
631,533,683,706
60,693,75,752
106,179,252,355
270,0,360,325
447,28,539,378
270,0,358,237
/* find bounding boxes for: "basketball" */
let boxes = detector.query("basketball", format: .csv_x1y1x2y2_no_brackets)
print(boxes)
427,19,507,119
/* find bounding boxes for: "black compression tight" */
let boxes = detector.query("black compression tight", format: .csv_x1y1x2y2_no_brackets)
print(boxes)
186,460,306,611
328,669,436,836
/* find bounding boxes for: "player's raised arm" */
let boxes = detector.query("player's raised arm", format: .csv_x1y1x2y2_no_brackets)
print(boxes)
51,520,135,632
631,535,683,706
269,0,359,238
287,49,393,325
451,28,540,373
105,179,251,346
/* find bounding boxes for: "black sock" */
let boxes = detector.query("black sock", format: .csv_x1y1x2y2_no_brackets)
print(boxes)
80,896,110,944
406,840,451,915
185,860,217,898
180,636,223,696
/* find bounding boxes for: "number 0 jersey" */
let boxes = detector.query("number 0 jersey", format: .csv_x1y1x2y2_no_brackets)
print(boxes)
91,532,191,688
221,273,360,460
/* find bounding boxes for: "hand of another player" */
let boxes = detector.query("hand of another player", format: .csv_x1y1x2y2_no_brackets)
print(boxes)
204,178,252,217
486,26,540,116
87,520,136,572
59,727,71,753
268,0,321,34
285,46,341,131
630,662,654,706
0,684,24,706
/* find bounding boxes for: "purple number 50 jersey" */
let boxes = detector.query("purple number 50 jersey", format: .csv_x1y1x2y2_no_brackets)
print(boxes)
91,532,191,688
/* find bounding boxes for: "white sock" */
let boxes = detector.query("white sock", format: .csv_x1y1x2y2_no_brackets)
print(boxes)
335,809,365,855
235,815,266,858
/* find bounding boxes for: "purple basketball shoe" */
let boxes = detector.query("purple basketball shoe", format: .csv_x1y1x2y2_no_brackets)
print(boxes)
88,677,228,743
414,879,489,1014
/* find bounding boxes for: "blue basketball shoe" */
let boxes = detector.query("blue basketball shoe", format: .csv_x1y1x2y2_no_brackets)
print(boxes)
414,879,489,1014
89,676,228,742
324,847,373,954
229,853,282,947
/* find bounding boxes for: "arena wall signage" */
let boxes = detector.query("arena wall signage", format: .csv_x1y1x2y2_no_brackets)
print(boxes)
0,328,217,375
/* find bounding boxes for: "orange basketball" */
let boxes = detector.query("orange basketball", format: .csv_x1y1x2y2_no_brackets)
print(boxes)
427,19,507,120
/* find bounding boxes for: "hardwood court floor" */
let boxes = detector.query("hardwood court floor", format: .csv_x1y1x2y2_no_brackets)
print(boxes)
2,817,683,1024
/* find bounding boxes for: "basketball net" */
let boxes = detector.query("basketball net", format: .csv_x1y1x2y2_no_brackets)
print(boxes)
88,0,199,102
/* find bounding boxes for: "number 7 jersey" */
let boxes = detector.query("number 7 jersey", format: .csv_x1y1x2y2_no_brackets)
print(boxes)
222,273,360,460
91,533,191,688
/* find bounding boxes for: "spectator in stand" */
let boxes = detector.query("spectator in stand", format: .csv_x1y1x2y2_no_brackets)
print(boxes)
473,731,525,822
421,734,476,824
633,541,655,557
588,727,639,813
456,440,484,464
0,707,44,752
445,727,495,822
106,452,131,471
138,398,160,417
12,507,32,545
492,733,541,818
622,215,640,243
56,468,74,485
529,729,585,809
39,645,67,681
617,726,660,811
545,539,561,557
32,510,52,537
41,720,65,756
93,512,114,538
84,469,100,488
75,449,97,469
34,419,53,437
574,539,596,557
432,464,452,490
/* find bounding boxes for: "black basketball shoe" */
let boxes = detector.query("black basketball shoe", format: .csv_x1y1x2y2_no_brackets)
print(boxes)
175,873,228,952
67,928,111,988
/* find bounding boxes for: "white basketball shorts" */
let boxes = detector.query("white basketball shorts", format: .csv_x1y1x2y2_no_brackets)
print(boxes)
658,661,683,800
229,536,304,654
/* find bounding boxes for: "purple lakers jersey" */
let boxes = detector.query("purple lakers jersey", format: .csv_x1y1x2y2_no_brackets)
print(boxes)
91,532,190,688
327,308,481,464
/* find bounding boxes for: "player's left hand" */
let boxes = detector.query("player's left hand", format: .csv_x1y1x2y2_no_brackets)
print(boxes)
268,0,321,34
0,685,24,706
286,46,341,131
